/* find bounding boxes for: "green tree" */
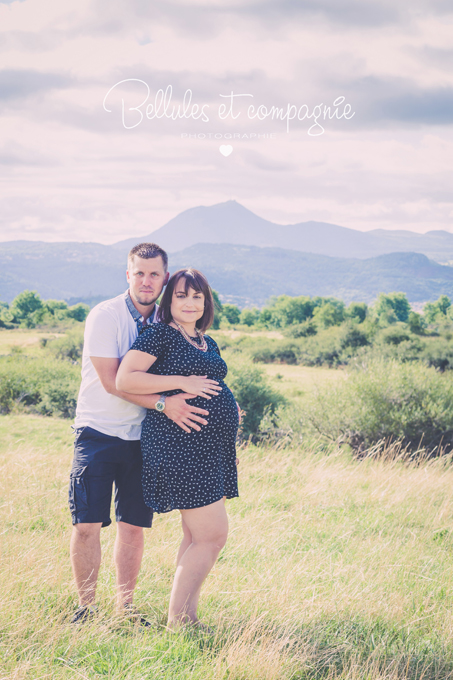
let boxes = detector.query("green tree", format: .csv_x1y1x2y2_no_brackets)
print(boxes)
313,300,345,329
347,302,368,323
424,295,452,324
0,301,10,328
222,304,241,325
374,292,411,324
9,290,44,328
211,290,222,330
240,308,260,327
44,300,69,318
66,303,90,322
408,311,426,335
260,295,315,328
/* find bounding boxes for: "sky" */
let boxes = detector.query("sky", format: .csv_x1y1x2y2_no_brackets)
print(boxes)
0,0,452,243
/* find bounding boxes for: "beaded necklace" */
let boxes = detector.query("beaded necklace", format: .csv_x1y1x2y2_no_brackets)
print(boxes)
172,321,208,352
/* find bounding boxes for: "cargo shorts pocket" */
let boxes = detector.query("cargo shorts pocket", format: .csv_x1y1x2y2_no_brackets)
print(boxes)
68,466,88,516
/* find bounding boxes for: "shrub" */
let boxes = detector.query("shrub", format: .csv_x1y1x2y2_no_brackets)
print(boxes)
45,328,84,362
222,304,241,325
377,325,413,345
294,327,343,367
0,356,80,418
284,320,317,338
248,339,300,365
422,338,453,372
337,323,370,350
225,357,286,439
300,358,453,453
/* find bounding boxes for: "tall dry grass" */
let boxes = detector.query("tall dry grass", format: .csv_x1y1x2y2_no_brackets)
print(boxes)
1,415,453,679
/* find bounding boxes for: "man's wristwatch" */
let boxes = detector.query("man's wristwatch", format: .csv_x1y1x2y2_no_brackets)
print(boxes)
155,395,166,412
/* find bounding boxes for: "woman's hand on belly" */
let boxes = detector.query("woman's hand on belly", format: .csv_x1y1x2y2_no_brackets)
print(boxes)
179,375,222,399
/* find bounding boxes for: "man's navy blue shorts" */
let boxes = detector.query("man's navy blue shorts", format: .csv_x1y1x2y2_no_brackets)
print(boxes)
69,426,153,528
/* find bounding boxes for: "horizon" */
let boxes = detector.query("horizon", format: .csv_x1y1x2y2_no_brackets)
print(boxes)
0,200,451,246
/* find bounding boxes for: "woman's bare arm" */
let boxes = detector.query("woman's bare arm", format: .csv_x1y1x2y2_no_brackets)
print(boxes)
116,349,222,398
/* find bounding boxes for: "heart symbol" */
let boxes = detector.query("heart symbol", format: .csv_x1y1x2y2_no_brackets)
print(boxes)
219,145,233,157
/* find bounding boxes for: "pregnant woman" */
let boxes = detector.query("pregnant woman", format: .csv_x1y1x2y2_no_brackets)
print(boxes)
116,268,239,630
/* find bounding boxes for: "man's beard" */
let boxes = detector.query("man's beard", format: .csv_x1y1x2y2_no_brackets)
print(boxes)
132,291,159,307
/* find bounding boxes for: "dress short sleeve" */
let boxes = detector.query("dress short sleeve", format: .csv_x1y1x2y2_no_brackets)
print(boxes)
205,335,221,356
130,322,167,358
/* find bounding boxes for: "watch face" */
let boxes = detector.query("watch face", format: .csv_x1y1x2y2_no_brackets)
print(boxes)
156,401,165,412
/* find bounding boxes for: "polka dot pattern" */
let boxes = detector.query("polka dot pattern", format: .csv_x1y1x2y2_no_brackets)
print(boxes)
131,323,239,513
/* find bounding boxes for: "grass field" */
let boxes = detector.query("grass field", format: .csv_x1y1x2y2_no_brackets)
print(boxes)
261,364,344,402
0,329,64,356
2,415,453,679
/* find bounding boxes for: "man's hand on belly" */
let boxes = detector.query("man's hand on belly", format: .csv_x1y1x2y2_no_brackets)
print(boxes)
164,393,209,433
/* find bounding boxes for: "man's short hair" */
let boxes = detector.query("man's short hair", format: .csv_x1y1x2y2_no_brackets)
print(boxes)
128,243,168,271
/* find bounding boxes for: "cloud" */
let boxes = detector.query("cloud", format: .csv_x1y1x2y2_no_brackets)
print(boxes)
0,69,74,103
414,46,453,71
242,149,297,172
0,30,63,53
0,142,57,167
319,74,453,128
77,0,453,41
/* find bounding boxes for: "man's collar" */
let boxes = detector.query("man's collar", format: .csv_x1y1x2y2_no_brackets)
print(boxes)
124,290,158,325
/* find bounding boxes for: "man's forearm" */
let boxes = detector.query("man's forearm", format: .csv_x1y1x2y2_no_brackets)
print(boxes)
112,387,160,410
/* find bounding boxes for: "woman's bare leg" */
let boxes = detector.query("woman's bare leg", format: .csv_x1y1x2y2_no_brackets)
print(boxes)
176,516,193,567
168,498,228,627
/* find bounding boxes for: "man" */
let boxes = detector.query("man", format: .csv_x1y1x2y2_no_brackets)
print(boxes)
69,242,210,625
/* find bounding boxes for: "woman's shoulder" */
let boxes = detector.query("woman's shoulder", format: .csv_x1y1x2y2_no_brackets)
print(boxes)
143,321,170,335
140,321,180,338
131,322,172,352
204,334,220,354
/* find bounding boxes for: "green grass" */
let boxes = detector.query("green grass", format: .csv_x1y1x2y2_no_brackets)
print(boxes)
2,415,453,679
260,363,344,401
0,329,65,356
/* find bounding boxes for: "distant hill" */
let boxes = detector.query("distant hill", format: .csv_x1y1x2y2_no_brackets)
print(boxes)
0,241,126,302
1,239,453,307
170,245,453,307
113,200,453,262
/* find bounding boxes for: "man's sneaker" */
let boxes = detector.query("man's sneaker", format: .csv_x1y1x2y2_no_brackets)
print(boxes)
123,603,153,628
70,604,98,625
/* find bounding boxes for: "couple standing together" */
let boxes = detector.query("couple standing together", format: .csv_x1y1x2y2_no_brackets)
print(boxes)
69,242,239,631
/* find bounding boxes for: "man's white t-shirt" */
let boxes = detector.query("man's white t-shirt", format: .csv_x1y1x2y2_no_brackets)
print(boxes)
74,292,158,441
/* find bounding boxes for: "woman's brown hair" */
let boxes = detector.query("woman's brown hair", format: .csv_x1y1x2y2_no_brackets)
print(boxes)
156,268,214,333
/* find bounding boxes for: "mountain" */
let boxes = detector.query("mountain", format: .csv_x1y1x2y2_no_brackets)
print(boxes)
1,239,453,307
170,245,453,307
0,241,126,302
113,200,453,261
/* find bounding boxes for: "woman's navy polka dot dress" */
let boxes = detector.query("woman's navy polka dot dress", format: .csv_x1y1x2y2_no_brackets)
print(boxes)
130,323,239,513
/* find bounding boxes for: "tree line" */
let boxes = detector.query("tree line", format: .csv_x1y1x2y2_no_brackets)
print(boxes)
220,292,452,333
1,288,452,334
0,291,89,328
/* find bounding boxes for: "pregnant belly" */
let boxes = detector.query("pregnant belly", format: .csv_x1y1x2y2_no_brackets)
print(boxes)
187,383,238,428
145,382,238,433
